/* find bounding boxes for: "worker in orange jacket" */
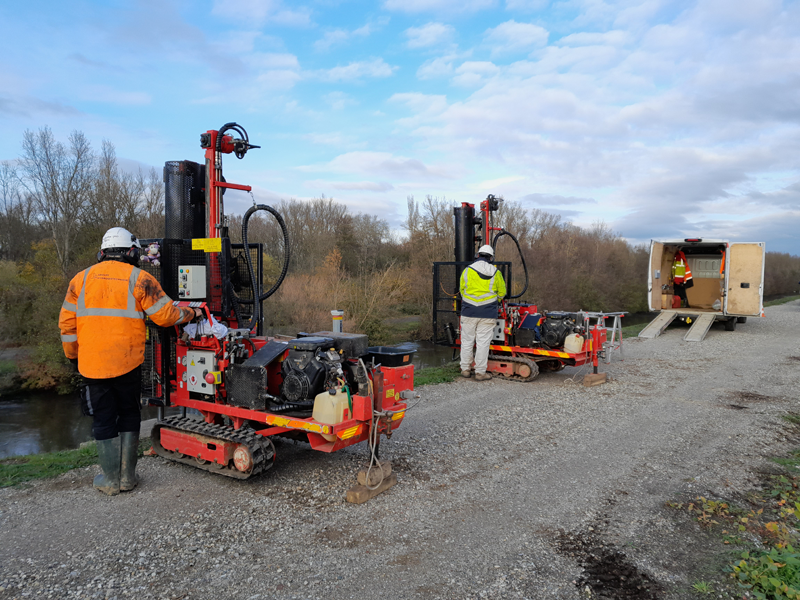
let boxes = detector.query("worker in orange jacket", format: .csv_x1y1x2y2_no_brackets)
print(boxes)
59,227,201,496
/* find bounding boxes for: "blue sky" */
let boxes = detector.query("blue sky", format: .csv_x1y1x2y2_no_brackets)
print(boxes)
1,0,799,253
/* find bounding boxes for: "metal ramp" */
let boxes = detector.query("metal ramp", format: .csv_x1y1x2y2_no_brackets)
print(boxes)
683,313,715,342
638,311,677,339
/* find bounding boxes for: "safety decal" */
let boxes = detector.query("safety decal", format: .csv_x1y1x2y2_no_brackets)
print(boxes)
386,389,395,398
191,238,222,253
265,414,324,434
338,425,361,440
391,411,405,421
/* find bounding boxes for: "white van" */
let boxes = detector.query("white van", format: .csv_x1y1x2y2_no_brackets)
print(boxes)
641,239,765,341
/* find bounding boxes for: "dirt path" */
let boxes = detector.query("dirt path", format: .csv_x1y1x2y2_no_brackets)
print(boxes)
1,302,799,600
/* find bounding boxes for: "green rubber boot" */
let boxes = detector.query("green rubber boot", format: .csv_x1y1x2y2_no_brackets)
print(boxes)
120,431,140,492
93,437,121,496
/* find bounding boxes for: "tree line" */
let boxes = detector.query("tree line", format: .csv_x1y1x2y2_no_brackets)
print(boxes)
1,127,798,390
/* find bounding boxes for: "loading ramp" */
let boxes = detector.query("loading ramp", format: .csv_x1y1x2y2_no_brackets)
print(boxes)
638,311,677,339
639,310,721,341
683,313,715,342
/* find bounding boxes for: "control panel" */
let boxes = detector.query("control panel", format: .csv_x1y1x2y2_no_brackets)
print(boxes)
178,266,206,299
185,350,216,394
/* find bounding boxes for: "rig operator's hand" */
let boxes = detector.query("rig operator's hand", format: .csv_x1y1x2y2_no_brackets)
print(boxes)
193,307,204,320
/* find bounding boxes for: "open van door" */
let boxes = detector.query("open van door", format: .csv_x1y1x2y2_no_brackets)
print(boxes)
649,241,664,311
724,243,765,316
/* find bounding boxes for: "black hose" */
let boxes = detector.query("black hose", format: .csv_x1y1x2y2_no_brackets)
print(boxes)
236,204,291,331
216,122,250,159
492,230,528,299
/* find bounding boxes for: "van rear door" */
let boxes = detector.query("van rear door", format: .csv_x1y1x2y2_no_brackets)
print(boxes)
649,241,664,311
724,242,765,316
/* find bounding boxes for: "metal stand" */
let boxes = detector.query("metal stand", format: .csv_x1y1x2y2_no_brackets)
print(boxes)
580,311,627,364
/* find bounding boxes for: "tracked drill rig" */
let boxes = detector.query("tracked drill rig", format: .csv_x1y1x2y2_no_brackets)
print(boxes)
433,195,608,381
140,123,412,480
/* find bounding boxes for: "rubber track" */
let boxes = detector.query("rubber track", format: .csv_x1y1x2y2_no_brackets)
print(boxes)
151,416,275,480
488,353,539,382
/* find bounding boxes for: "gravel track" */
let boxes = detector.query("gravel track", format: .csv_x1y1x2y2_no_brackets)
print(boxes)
2,301,799,600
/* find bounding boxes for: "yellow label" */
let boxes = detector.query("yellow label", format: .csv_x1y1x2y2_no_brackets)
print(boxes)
190,360,195,366
392,411,405,421
386,389,395,398
192,238,222,253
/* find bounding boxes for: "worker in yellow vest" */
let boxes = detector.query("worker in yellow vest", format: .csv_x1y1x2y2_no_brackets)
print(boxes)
672,250,693,308
459,245,506,381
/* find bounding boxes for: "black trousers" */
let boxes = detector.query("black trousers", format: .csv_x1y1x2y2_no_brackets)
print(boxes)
81,366,142,441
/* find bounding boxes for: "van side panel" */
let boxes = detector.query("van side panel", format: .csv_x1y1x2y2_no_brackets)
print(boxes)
725,243,765,316
649,241,664,311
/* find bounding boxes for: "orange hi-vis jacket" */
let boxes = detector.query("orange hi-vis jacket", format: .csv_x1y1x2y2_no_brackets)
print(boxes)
59,260,195,379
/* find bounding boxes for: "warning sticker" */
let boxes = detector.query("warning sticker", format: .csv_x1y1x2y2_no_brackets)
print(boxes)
191,238,222,253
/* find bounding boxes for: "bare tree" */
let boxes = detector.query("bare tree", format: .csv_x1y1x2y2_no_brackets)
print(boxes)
136,167,165,239
0,163,40,261
19,127,94,275
87,140,145,233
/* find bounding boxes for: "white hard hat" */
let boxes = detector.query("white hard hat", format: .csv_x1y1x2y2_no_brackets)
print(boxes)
101,227,141,251
478,244,494,257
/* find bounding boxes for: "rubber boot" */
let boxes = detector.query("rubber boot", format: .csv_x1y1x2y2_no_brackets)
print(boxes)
119,431,140,492
93,437,121,496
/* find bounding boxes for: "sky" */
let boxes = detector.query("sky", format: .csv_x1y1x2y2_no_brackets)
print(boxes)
1,0,799,254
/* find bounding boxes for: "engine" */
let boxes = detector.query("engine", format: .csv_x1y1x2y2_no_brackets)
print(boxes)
540,312,580,348
280,337,344,403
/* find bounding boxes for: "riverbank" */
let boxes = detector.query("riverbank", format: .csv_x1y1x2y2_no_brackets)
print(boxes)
1,300,799,599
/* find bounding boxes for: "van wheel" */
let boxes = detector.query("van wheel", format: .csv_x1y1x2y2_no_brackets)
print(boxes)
736,317,747,323
725,317,737,331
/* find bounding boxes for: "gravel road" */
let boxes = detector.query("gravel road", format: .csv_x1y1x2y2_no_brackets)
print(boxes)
2,302,799,600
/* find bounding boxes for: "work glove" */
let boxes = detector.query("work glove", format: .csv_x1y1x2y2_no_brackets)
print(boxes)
68,357,79,372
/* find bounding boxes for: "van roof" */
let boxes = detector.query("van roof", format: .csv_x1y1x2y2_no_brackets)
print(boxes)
656,239,727,244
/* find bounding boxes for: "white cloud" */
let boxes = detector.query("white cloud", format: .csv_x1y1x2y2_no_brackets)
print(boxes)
313,19,383,52
383,0,496,13
505,0,549,10
417,56,456,80
452,61,500,87
323,91,357,110
317,58,398,82
82,85,151,105
211,0,312,27
314,30,350,52
306,179,394,191
477,176,526,189
557,30,630,47
300,151,461,181
405,23,455,49
484,20,548,55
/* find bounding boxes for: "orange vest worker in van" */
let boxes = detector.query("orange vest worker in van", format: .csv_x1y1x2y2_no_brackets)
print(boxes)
59,227,201,496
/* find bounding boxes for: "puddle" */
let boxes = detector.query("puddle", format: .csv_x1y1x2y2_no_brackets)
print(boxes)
556,530,663,599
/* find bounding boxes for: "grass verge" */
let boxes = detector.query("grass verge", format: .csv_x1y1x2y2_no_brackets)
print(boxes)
665,431,800,599
1,445,99,487
766,295,800,307
621,322,649,338
414,362,461,386
0,438,151,488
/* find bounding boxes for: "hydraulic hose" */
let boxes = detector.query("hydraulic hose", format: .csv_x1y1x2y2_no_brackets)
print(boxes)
492,230,528,300
235,204,291,331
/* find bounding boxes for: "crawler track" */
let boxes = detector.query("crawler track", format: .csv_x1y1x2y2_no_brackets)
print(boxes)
488,353,539,382
151,416,275,480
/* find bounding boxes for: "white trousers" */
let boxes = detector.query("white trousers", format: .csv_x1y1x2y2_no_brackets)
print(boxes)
460,316,496,374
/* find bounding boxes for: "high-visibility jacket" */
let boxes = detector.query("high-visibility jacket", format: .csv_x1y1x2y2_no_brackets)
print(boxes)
59,260,194,379
459,259,506,319
671,250,693,286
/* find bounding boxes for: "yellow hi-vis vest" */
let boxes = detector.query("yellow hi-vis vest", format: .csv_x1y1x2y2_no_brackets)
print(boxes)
460,261,506,308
